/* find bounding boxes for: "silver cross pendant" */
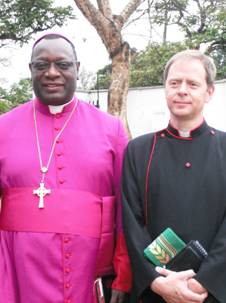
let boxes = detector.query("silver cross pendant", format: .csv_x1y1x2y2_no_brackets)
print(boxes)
33,182,51,208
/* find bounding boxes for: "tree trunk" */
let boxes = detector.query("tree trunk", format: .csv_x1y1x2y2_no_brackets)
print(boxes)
73,0,143,138
108,42,131,137
163,6,168,44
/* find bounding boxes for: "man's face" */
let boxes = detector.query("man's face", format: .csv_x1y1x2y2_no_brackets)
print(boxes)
165,58,214,123
30,38,79,106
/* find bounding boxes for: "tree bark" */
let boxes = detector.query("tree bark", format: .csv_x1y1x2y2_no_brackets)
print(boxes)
108,42,131,135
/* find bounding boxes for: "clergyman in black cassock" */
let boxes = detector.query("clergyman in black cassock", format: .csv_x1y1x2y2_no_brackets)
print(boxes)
122,50,224,303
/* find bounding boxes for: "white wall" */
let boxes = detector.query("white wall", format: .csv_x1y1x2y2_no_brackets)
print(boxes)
76,79,226,138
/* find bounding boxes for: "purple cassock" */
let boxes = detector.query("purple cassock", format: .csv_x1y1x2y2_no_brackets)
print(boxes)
0,97,131,303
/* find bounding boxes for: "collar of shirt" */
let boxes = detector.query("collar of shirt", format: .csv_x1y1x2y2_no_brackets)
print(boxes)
165,120,209,139
33,96,78,115
48,98,74,114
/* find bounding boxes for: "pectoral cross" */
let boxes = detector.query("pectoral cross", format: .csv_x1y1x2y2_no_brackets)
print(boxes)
33,182,51,208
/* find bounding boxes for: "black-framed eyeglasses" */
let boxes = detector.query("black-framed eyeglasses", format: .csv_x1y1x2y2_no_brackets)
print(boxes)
30,60,76,71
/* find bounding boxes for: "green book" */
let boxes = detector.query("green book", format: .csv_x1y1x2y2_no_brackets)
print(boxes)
144,228,186,267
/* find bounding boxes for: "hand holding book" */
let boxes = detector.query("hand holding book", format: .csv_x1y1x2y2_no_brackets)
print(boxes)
144,228,217,302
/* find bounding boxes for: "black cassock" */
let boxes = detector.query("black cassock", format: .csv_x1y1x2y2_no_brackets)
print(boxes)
122,121,226,303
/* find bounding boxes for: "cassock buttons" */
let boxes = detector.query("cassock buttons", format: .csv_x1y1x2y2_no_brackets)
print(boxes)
55,113,62,119
65,283,71,289
185,162,192,168
160,133,165,138
65,252,71,259
65,267,71,274
64,237,71,243
58,165,64,170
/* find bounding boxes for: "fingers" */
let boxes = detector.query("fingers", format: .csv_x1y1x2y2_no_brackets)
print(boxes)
155,266,196,279
153,267,207,303
188,278,207,295
183,286,208,302
187,278,208,302
161,285,208,303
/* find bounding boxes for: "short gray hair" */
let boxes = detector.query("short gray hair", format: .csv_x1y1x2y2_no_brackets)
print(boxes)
163,49,216,86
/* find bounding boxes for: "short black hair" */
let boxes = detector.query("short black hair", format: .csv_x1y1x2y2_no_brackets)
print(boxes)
32,33,78,61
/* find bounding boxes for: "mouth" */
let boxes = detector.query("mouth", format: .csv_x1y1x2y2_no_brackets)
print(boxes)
174,101,191,105
43,83,64,92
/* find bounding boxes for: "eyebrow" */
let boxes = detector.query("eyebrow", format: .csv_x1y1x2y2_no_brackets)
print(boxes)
168,77,200,83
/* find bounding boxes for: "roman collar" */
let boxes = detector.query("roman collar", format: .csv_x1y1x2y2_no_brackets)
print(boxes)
34,96,78,115
164,120,210,140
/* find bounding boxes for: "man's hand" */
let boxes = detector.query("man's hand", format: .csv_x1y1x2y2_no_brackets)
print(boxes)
188,278,208,295
150,267,207,303
110,289,128,303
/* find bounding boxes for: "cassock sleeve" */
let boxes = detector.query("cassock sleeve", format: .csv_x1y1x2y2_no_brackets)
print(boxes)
121,138,160,300
111,119,132,293
196,216,226,303
194,132,226,303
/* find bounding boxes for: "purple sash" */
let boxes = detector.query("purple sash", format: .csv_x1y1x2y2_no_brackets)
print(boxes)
0,188,115,276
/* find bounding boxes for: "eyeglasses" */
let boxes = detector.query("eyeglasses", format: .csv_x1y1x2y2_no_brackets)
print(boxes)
30,60,76,71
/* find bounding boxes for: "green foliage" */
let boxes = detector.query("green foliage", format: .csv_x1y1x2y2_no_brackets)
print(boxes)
149,0,225,60
209,46,226,80
149,0,225,41
0,0,75,46
97,38,225,88
94,65,112,90
96,0,225,89
145,0,225,80
0,78,32,113
0,87,8,100
0,101,11,114
97,42,192,88
130,42,189,87
152,0,188,25
130,38,225,87
6,78,32,105
0,86,11,114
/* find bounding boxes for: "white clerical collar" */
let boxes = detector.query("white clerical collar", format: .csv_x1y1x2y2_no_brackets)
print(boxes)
48,98,74,114
178,130,190,137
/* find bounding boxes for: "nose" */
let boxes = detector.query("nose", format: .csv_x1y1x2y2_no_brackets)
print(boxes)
178,81,188,94
45,62,60,78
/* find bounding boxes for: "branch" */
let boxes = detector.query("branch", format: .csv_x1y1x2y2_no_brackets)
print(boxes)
0,33,17,40
193,0,207,34
174,4,192,38
96,0,112,19
207,38,226,53
73,0,121,56
73,0,105,28
123,8,148,29
177,20,192,38
73,0,111,44
120,0,144,26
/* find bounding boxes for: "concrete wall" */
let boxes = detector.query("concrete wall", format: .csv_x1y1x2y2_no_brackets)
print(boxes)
76,79,226,138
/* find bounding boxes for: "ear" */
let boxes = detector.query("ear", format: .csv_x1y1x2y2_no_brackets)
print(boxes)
205,84,215,104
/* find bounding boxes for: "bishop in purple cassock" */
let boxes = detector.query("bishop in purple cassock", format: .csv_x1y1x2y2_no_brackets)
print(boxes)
0,33,131,303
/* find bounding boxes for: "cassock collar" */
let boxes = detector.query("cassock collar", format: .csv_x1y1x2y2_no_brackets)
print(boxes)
166,120,209,139
34,96,79,115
